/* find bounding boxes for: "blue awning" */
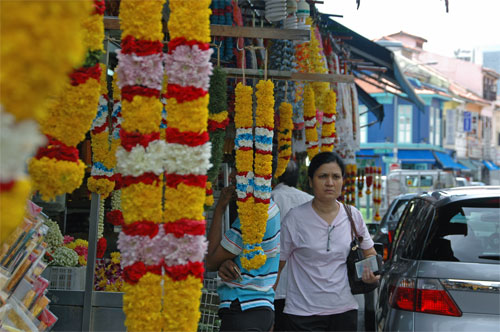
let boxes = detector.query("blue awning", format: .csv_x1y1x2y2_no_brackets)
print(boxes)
434,151,469,171
356,149,376,159
483,160,500,171
457,159,477,171
398,149,436,163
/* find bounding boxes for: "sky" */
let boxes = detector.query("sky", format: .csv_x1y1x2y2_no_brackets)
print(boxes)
316,0,500,62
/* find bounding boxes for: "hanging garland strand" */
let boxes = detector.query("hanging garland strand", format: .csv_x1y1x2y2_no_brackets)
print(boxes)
114,0,166,331
274,102,293,179
28,0,105,201
304,84,319,160
162,0,212,330
320,90,337,152
205,66,229,207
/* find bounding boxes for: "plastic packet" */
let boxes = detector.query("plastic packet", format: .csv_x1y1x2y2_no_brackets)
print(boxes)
3,299,38,332
37,309,58,332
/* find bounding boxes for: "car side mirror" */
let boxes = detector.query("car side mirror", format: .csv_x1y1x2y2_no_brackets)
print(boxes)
373,242,384,256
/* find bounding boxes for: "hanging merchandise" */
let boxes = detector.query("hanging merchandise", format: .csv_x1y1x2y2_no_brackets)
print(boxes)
234,79,275,271
320,90,337,152
275,102,294,179
0,1,92,242
269,39,295,108
29,0,105,201
206,67,229,208
373,167,382,221
357,168,364,198
365,166,373,195
304,84,319,160
114,0,167,330
87,64,115,200
345,164,357,205
162,0,213,329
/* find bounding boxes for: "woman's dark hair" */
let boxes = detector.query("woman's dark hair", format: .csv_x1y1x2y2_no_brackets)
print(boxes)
307,151,345,179
278,160,299,187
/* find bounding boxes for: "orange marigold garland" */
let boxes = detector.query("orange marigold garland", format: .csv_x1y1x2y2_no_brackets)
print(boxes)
161,0,212,329
29,0,105,201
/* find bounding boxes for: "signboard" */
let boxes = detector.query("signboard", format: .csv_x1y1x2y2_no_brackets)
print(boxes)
463,111,471,132
390,163,400,171
383,156,397,163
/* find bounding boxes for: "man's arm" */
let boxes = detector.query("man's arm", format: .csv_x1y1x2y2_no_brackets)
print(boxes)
206,186,237,271
273,260,287,290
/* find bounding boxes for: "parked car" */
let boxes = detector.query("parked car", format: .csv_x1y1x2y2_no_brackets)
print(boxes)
375,186,500,331
455,177,470,187
470,181,486,186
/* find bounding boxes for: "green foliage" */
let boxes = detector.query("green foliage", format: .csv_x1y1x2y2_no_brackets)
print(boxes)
83,50,103,68
207,130,226,184
208,67,227,115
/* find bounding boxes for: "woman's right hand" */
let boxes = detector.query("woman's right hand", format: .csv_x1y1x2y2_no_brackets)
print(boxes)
218,259,242,282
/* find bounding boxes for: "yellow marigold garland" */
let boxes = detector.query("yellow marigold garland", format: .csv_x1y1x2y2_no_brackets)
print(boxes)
0,1,91,121
0,179,31,243
121,182,163,225
304,84,319,160
121,96,163,135
320,90,337,152
168,0,211,43
275,102,293,179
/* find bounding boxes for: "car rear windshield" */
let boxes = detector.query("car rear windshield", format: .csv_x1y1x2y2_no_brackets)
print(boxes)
422,199,500,264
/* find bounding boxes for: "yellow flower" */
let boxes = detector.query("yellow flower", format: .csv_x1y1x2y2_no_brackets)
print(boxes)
162,275,202,331
204,181,214,207
28,157,86,201
235,149,253,174
165,95,209,133
163,184,205,222
104,139,121,169
304,85,319,160
255,80,275,128
0,178,31,243
121,96,163,135
119,0,165,41
111,252,121,264
39,77,101,147
78,255,87,266
121,182,163,224
91,130,110,164
275,102,293,178
87,177,115,199
112,72,121,100
208,110,228,123
82,11,104,52
234,83,253,128
100,64,108,95
320,90,337,152
168,0,211,42
0,0,91,121
123,273,164,332
241,249,267,270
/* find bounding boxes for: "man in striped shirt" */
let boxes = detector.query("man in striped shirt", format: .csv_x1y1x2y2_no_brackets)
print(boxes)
206,183,281,332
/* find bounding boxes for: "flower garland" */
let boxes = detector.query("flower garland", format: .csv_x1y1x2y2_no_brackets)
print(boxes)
29,0,105,201
320,90,337,152
94,252,124,292
206,66,229,207
242,80,275,270
161,0,212,329
304,84,319,160
115,1,166,330
88,64,115,199
274,102,293,179
0,1,91,243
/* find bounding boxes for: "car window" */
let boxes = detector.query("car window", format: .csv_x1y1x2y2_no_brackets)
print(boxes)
390,199,410,224
422,199,500,264
401,200,434,259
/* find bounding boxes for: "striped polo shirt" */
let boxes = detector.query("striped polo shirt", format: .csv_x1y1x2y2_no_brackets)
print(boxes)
218,200,280,311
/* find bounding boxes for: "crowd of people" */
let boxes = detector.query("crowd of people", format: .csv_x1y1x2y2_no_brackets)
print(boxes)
206,152,380,332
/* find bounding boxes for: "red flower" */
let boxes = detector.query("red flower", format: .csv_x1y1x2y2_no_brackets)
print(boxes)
163,219,206,238
123,262,146,285
122,221,159,238
164,261,204,281
106,210,124,226
96,237,107,259
166,84,207,103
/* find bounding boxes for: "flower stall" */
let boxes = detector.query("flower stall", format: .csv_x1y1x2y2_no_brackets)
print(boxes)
1,1,369,331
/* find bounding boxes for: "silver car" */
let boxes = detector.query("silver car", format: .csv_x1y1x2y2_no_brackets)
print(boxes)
375,186,500,331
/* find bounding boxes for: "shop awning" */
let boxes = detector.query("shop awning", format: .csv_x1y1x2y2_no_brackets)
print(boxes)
318,14,426,112
398,149,436,164
356,83,384,123
356,149,375,159
483,160,500,171
457,159,478,171
434,151,469,171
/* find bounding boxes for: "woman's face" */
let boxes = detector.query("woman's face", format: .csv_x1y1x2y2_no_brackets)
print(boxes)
309,162,343,201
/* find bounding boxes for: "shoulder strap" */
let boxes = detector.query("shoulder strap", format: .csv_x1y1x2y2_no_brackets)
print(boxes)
343,202,361,241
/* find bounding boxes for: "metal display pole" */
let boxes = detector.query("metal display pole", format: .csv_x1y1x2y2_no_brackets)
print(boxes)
82,193,100,331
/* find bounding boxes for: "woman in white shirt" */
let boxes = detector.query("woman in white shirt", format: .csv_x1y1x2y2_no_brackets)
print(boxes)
278,151,379,331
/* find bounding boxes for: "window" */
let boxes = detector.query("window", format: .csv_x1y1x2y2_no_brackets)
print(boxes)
435,109,441,146
359,105,368,144
398,105,412,144
429,107,435,145
405,175,433,188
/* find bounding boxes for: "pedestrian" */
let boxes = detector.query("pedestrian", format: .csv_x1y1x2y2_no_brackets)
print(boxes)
206,175,281,332
278,151,380,332
271,159,313,332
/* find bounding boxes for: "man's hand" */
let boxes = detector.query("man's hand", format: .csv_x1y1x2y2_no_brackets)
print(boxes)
218,259,242,282
215,185,236,211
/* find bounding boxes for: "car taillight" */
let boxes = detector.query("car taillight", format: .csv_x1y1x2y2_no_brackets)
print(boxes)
390,278,462,317
383,246,389,261
388,230,395,244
